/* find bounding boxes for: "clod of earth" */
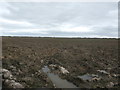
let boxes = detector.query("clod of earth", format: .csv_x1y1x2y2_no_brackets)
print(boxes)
2,68,24,88
59,66,69,74
107,82,114,88
9,82,24,88
1,69,12,79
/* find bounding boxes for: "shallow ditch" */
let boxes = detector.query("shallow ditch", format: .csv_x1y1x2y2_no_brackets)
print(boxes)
42,66,78,88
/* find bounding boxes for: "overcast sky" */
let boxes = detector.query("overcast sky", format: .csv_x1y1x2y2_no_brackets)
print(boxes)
0,2,118,38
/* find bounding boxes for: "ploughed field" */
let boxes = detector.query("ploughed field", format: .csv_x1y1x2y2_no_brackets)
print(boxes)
2,37,119,88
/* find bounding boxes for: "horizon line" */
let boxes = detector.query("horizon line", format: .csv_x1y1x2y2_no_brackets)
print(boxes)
1,36,119,39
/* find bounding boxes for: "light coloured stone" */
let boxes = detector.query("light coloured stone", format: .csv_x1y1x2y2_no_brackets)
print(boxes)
9,82,24,88
2,69,12,79
107,82,114,88
2,68,24,88
97,70,109,75
59,66,69,74
92,77,101,81
41,60,44,63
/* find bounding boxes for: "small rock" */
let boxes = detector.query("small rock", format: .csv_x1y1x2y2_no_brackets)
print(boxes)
4,79,15,85
4,79,12,85
1,69,9,73
2,69,12,79
9,82,24,88
59,66,69,74
49,64,58,70
9,74,13,80
16,72,19,75
91,74,99,77
22,77,32,82
1,56,5,59
112,74,119,77
2,68,24,88
107,82,114,88
10,66,16,69
92,77,101,81
49,64,57,67
13,77,17,80
53,84,56,88
38,70,41,73
18,69,23,74
97,70,109,75
41,60,44,63
31,74,34,77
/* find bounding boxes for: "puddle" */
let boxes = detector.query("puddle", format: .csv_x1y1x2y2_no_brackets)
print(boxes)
42,66,50,73
78,74,93,81
42,66,77,88
78,74,101,81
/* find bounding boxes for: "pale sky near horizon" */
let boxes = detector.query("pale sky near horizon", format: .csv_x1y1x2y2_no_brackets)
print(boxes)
0,2,118,38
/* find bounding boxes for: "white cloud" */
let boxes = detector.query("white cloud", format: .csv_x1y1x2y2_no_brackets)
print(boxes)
0,2,118,38
1,24,93,35
0,2,19,16
61,26,93,33
2,28,49,34
0,27,3,36
108,9,118,17
88,35,118,38
0,8,10,16
48,23,93,33
0,2,11,16
0,18,35,27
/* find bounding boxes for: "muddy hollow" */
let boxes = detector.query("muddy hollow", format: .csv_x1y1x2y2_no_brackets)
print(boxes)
2,37,119,88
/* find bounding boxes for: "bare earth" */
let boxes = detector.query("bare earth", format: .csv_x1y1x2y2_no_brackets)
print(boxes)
2,37,119,88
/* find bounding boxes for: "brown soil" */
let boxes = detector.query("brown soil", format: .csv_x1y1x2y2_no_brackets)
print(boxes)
2,36,119,88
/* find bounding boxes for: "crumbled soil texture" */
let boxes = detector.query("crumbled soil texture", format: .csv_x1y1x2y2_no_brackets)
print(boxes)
2,36,119,88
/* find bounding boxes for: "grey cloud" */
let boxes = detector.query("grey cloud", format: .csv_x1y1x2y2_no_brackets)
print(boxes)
0,2,118,38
